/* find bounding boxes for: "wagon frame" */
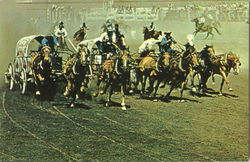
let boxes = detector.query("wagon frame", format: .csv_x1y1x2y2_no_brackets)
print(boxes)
4,34,70,94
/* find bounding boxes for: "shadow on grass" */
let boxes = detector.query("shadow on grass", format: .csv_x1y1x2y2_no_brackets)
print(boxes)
160,95,200,103
102,101,131,109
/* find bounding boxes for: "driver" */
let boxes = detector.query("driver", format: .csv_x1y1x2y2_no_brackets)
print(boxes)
54,22,68,44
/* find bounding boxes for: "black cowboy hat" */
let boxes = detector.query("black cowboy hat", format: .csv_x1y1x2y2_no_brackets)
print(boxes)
59,21,64,25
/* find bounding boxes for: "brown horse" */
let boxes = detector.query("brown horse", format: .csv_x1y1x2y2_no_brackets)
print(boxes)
207,52,241,95
94,50,131,110
31,46,52,96
135,52,170,96
63,45,89,107
73,27,87,44
180,45,200,91
191,18,221,39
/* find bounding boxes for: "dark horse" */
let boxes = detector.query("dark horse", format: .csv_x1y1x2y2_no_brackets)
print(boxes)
191,18,221,39
94,50,131,110
73,28,87,44
63,45,89,107
31,46,52,96
153,56,187,102
143,27,161,40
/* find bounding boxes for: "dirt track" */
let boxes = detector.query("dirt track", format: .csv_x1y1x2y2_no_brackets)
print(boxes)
0,1,249,161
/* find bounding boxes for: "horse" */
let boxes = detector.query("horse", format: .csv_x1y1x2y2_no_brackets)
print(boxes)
134,51,170,96
143,27,161,40
63,44,89,107
116,34,126,51
31,46,52,96
191,18,221,39
153,56,187,102
193,44,217,93
180,45,200,91
94,50,131,110
73,28,87,44
201,52,241,95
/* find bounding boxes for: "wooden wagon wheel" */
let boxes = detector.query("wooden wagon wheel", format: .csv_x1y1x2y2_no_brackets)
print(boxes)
5,63,15,90
19,69,27,94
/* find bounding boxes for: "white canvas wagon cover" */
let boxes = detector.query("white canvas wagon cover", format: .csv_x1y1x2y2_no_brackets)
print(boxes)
16,34,45,57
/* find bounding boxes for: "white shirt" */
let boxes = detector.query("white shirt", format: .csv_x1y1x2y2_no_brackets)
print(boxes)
138,38,161,53
54,28,68,37
98,32,116,43
200,17,205,24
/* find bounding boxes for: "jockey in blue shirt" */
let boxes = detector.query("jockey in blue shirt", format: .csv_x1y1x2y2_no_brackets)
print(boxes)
159,32,177,56
39,36,59,53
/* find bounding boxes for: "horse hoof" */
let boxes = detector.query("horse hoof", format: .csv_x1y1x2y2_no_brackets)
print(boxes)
80,86,84,92
129,90,134,94
180,99,185,103
92,93,98,97
122,106,127,110
105,102,110,107
218,93,223,96
229,88,233,91
100,91,104,95
153,99,158,102
36,91,41,95
70,103,74,108
64,91,69,96
192,87,197,92
76,94,79,99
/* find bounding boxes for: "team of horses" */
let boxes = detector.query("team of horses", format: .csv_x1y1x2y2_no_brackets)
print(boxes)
31,24,241,110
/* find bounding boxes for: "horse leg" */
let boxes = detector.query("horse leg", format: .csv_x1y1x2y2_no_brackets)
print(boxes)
205,32,209,39
101,80,111,95
220,71,232,92
120,84,126,110
179,81,186,102
153,79,161,101
147,76,155,94
94,77,102,97
64,79,71,96
165,85,174,99
211,73,215,85
141,75,147,96
105,84,114,107
190,70,197,92
218,77,225,96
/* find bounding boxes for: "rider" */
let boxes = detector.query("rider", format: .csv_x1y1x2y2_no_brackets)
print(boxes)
98,21,117,55
39,36,59,54
138,37,161,57
148,22,155,38
54,21,68,44
159,32,178,57
114,24,121,40
80,22,88,30
184,34,196,52
198,14,206,31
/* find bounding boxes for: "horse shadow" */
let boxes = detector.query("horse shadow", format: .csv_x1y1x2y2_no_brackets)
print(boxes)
160,95,200,103
100,100,131,109
52,101,92,110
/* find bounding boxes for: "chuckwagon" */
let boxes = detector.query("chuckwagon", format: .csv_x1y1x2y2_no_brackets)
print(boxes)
4,34,67,95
